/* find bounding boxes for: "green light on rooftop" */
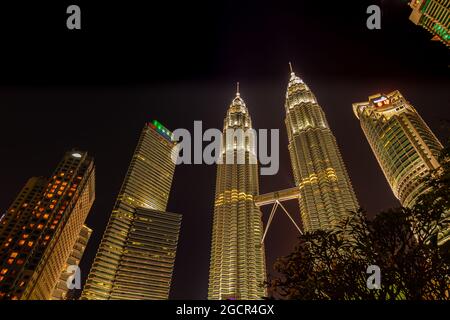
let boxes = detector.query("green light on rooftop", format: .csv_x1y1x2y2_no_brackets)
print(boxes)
151,119,173,139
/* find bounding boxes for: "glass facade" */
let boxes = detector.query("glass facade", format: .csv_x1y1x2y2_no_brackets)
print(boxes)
353,91,442,207
353,91,447,244
82,122,180,300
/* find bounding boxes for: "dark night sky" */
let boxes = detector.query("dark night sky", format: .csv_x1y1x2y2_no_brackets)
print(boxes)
0,1,449,299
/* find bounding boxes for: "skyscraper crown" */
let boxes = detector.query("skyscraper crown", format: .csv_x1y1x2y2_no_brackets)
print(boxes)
228,82,248,114
287,62,304,89
288,71,304,87
224,83,252,131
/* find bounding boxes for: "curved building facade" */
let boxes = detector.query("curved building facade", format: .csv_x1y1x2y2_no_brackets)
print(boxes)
208,87,266,300
285,69,359,232
353,91,443,208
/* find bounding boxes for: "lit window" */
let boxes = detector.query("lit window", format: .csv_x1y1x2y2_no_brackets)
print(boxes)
18,240,25,246
0,268,8,275
10,252,18,258
27,241,33,247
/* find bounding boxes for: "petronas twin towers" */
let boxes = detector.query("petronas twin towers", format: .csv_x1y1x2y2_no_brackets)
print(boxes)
208,88,267,300
208,66,359,299
285,69,359,231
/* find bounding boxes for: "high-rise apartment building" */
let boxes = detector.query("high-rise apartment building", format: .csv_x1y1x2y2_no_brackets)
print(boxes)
208,87,267,300
0,151,95,300
285,67,359,232
409,0,450,48
51,224,92,300
82,121,181,300
0,177,48,251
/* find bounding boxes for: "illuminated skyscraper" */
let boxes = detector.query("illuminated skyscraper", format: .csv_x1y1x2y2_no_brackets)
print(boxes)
0,151,96,300
409,0,450,48
353,92,448,244
208,86,267,300
51,224,92,300
0,177,47,251
82,121,181,300
285,66,359,232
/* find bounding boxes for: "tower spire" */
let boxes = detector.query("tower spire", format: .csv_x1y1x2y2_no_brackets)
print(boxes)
236,82,240,96
289,61,293,74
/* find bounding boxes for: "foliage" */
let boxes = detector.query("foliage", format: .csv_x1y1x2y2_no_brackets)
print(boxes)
267,141,450,300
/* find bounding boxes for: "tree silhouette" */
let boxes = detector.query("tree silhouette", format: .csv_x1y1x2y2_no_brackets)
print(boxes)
267,140,450,300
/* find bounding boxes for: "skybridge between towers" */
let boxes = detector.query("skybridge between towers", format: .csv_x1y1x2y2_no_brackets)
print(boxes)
254,187,303,244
